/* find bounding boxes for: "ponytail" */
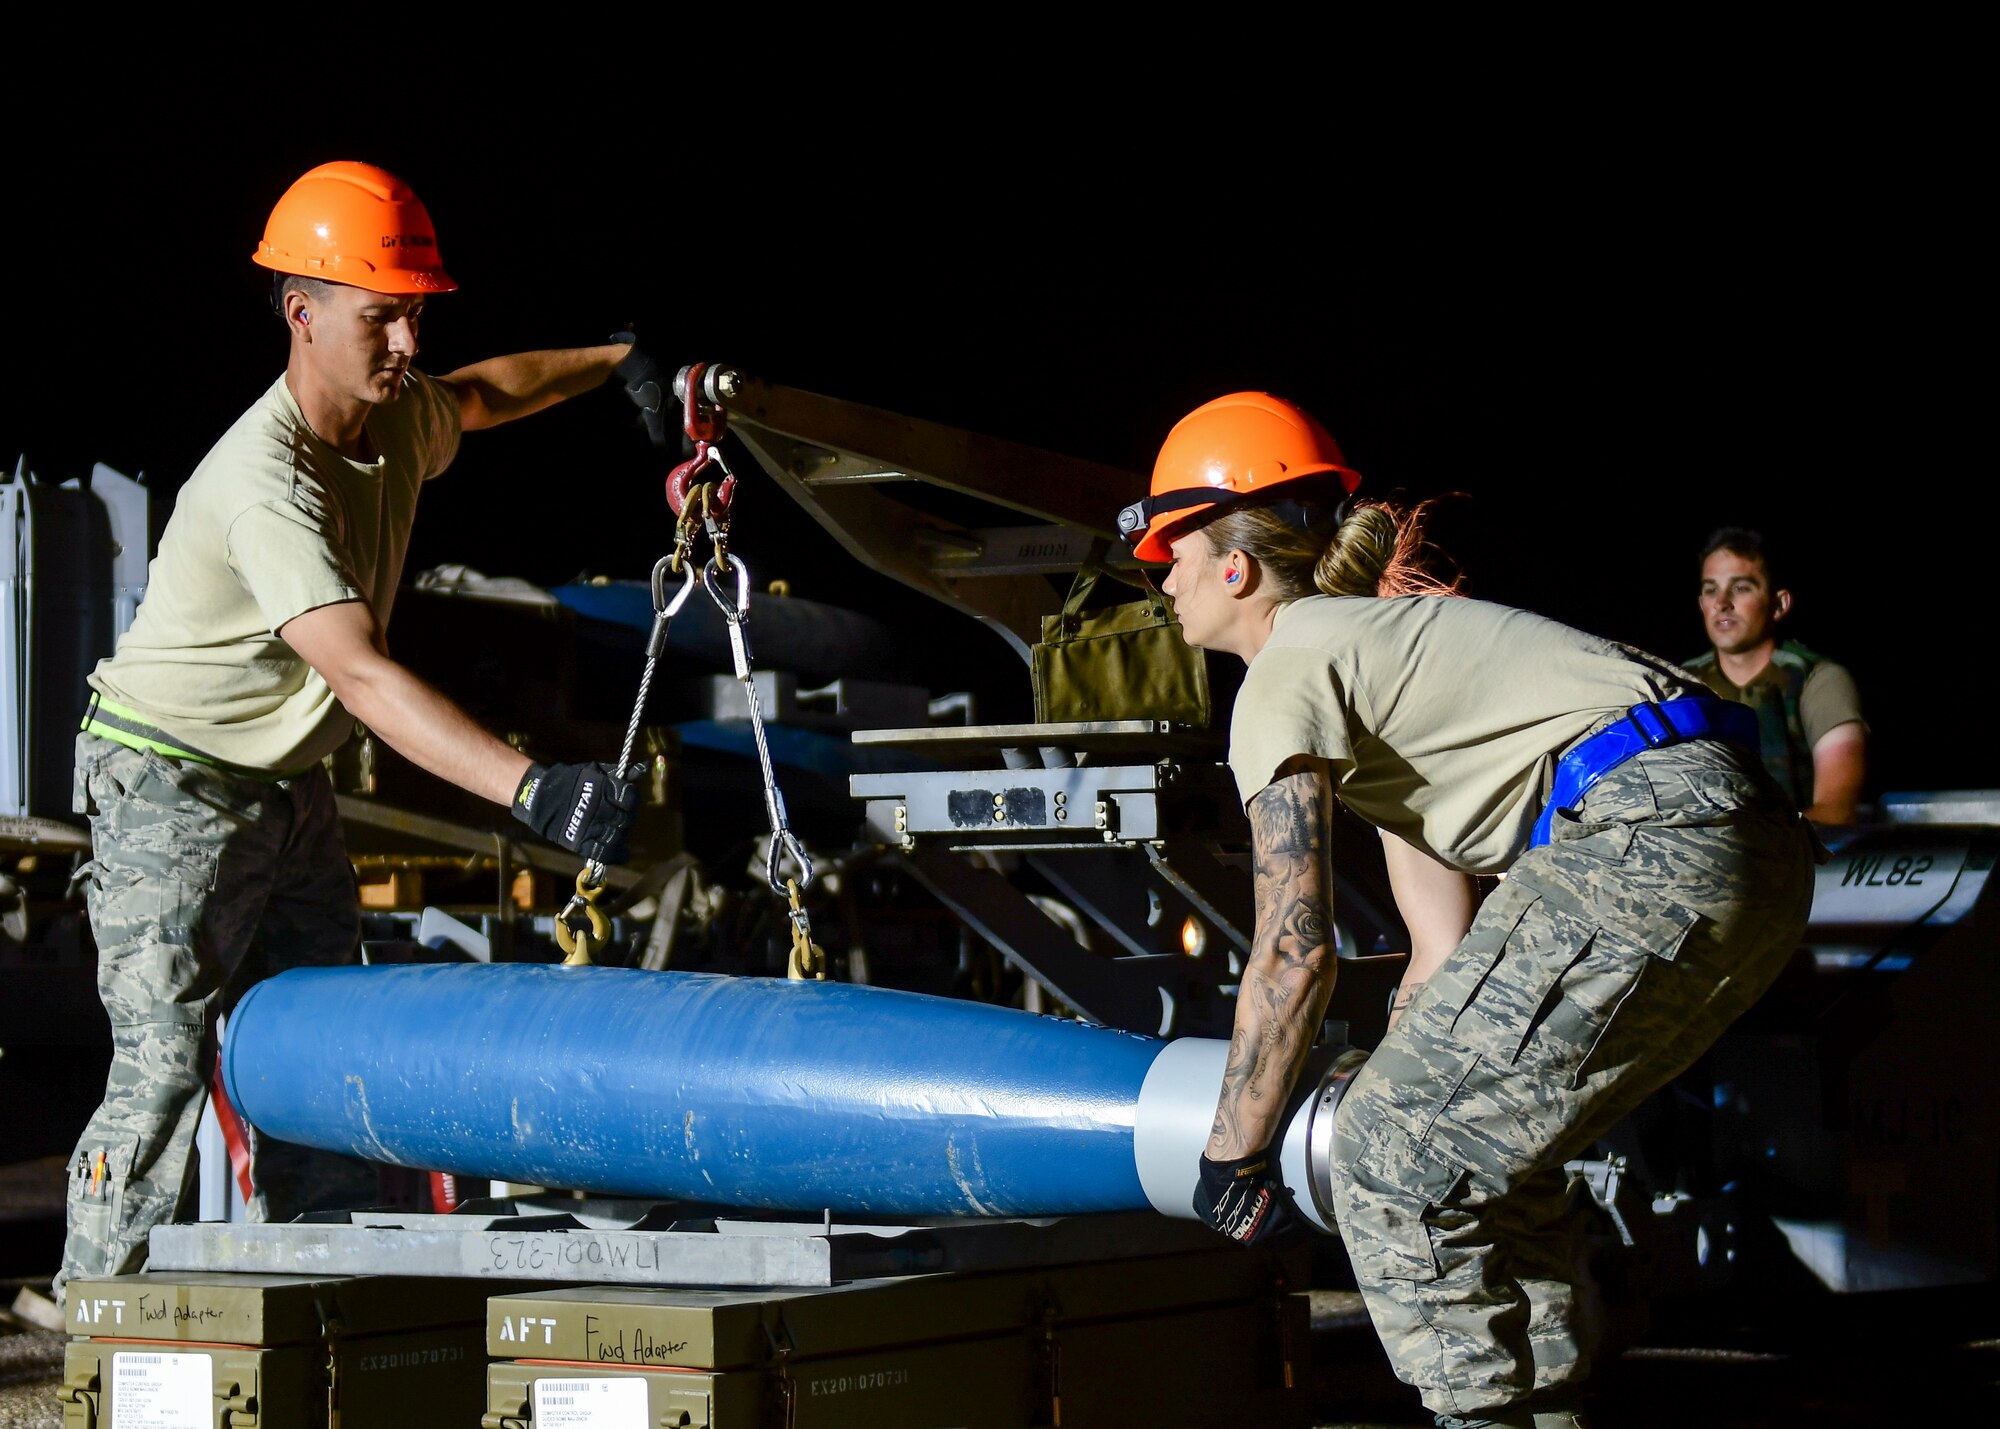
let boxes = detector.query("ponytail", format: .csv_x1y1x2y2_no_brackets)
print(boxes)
1200,497,1462,601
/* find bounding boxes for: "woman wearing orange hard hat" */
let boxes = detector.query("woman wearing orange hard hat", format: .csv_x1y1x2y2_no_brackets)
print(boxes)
1128,391,1815,1429
1115,390,1360,564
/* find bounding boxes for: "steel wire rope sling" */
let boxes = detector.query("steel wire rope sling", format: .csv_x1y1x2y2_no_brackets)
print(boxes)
553,363,827,979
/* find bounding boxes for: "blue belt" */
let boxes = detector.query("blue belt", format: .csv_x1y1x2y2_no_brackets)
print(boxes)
1529,696,1760,848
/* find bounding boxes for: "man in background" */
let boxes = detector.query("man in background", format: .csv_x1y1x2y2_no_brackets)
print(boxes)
1685,527,1868,824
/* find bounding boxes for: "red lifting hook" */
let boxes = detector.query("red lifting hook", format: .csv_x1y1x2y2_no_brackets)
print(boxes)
665,362,737,516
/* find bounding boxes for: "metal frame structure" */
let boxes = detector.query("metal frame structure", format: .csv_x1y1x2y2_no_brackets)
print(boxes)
846,719,1253,1037
2,458,148,819
695,370,1411,1041
714,371,1146,661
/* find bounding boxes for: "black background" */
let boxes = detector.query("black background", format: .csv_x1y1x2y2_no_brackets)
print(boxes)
5,90,1983,799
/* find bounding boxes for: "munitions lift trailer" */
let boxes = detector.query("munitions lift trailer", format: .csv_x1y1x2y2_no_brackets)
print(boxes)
115,373,1365,1426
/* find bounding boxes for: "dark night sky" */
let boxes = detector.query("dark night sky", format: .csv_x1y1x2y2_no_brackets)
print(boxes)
5,95,1984,798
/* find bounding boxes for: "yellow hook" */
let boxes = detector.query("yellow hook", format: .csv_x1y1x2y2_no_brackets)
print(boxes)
784,877,827,981
554,867,610,966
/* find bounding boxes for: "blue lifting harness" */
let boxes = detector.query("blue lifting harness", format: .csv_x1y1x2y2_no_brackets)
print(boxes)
1529,696,1761,848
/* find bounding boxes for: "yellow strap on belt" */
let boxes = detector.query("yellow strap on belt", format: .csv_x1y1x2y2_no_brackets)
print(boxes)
80,695,310,782
82,695,221,764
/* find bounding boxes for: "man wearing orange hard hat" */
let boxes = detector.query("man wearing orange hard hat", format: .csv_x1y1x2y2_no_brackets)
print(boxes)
56,161,672,1301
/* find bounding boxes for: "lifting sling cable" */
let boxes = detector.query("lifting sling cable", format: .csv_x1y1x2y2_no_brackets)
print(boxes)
702,552,826,980
554,552,697,965
556,363,826,978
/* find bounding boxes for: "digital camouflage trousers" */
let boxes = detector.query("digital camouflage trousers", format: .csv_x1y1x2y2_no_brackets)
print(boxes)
57,732,378,1304
1331,737,1818,1420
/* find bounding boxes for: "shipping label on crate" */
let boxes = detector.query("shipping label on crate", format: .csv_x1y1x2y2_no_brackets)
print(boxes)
533,1374,650,1426
110,1351,211,1428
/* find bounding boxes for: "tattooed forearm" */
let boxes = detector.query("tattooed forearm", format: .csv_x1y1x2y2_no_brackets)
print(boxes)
1206,766,1337,1159
1210,1027,1256,1143
1256,850,1330,968
1249,767,1326,858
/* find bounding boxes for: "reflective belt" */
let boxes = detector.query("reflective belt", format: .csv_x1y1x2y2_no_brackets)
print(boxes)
80,694,309,782
1530,696,1760,848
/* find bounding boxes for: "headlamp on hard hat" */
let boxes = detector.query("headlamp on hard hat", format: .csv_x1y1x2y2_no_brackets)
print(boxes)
1115,483,1354,554
1115,487,1230,546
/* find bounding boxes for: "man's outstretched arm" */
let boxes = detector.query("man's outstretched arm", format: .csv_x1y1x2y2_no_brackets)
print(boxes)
438,341,634,432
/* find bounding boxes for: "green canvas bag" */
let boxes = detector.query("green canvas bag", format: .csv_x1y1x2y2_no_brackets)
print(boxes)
1030,541,1211,727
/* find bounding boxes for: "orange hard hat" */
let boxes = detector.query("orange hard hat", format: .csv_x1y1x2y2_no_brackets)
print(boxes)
1116,392,1360,562
251,160,458,295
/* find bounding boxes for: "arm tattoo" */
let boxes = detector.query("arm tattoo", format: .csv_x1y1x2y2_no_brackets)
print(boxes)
1207,767,1337,1158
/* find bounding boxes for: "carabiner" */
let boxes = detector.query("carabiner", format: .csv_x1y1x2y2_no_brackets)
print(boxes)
652,554,698,620
641,555,699,661
769,828,814,893
703,554,753,627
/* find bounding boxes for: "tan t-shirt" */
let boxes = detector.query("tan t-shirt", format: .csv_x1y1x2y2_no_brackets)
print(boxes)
1693,658,1867,748
1228,595,1696,874
89,371,461,772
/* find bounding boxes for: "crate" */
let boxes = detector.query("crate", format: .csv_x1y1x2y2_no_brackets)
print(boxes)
61,1270,514,1427
483,1245,1311,1428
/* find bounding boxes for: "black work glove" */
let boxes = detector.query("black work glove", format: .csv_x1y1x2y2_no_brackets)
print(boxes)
512,760,645,864
1193,1150,1308,1249
610,330,671,449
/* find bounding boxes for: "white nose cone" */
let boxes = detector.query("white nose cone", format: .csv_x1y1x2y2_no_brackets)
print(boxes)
1132,1037,1340,1234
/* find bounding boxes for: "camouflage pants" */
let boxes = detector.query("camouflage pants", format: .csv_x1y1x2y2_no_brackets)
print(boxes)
56,732,379,1304
1331,738,1817,1420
